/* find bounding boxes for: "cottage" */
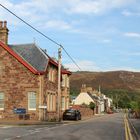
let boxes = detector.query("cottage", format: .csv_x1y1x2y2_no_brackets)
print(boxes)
0,21,71,121
74,84,112,114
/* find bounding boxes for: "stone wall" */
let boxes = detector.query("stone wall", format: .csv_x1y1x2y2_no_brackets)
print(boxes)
71,105,94,118
43,65,58,121
0,45,40,120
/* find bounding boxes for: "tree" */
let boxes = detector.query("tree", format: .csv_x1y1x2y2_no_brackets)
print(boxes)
130,101,139,111
89,102,96,115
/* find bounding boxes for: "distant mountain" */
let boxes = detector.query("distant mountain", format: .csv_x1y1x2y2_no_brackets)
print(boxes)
70,71,140,94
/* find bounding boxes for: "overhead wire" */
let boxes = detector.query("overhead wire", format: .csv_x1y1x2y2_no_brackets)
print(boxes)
0,3,81,71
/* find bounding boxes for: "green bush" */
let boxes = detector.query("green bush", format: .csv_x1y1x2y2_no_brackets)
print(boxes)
89,102,96,110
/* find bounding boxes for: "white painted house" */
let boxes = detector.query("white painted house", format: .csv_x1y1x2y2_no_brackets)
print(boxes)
74,92,95,105
74,92,103,114
73,84,112,114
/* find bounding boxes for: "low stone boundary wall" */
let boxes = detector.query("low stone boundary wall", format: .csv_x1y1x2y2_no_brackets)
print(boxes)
71,105,94,118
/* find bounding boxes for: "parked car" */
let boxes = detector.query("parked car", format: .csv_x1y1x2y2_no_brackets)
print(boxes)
63,109,81,121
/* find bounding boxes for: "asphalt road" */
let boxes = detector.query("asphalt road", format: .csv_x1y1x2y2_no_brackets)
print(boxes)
0,113,125,140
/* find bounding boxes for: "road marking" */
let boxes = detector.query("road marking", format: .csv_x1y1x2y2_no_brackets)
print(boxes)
124,114,134,140
16,136,21,138
124,118,129,140
1,126,13,129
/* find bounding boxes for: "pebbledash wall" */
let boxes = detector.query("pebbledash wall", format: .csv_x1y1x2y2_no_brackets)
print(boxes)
0,45,39,120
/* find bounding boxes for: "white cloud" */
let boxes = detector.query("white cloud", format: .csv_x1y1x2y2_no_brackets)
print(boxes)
64,60,101,72
66,0,136,15
122,9,140,16
0,0,80,32
64,60,140,72
43,20,71,30
124,32,140,38
106,67,140,72
0,0,137,35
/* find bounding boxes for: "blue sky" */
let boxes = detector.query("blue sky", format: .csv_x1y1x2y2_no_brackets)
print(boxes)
0,0,140,72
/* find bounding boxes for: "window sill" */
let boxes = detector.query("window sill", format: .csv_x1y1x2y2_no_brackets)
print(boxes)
28,109,36,111
47,111,56,113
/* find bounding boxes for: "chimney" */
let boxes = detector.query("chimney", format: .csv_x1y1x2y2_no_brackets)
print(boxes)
0,21,9,44
81,84,87,93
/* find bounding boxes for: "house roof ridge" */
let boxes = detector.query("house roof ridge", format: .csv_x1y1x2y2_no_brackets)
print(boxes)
9,43,35,46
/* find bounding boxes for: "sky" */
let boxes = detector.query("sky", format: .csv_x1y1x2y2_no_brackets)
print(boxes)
0,0,140,72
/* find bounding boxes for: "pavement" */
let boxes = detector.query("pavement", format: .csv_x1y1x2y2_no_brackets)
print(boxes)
129,118,140,140
0,114,103,126
0,115,102,126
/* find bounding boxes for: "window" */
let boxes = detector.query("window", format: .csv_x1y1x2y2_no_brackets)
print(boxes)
0,92,4,110
48,70,52,81
67,76,69,88
48,93,51,111
50,94,53,111
51,70,55,82
61,97,65,110
47,93,56,111
62,75,69,88
28,92,36,110
53,95,56,111
48,68,55,82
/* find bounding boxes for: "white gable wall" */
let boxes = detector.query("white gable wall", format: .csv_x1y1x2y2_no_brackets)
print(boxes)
100,101,105,112
74,92,94,105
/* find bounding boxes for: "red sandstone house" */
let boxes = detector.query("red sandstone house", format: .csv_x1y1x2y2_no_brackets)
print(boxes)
0,21,71,121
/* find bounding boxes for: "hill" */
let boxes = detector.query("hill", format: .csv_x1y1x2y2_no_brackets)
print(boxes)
70,71,140,108
70,71,140,94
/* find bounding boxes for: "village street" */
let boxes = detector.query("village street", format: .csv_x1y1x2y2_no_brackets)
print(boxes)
0,113,125,140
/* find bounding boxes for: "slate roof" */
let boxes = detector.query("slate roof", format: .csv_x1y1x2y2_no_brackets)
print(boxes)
9,43,49,72
87,92,99,101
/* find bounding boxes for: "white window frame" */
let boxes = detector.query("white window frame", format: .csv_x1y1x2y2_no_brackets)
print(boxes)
0,92,4,110
28,92,36,110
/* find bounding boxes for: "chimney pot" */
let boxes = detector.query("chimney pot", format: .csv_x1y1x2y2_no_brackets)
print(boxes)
0,21,3,28
4,21,7,28
0,20,9,44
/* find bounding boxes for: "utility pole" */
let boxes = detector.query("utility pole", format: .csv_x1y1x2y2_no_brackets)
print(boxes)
57,47,62,121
